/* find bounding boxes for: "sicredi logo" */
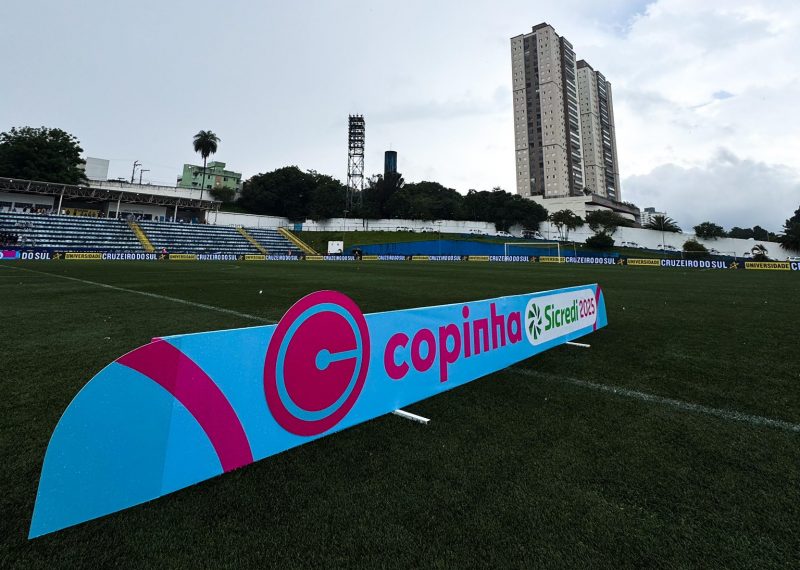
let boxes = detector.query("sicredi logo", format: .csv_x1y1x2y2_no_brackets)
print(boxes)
525,289,598,345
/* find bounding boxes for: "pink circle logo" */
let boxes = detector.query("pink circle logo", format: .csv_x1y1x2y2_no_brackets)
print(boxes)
264,291,370,436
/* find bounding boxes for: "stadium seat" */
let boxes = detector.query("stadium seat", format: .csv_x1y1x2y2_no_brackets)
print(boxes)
242,228,302,255
0,212,142,251
136,221,260,254
0,212,304,255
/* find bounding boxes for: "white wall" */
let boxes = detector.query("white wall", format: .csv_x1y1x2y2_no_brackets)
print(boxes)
298,218,501,234
84,157,110,181
536,222,792,259
210,211,504,235
89,180,210,202
211,211,286,228
208,211,793,260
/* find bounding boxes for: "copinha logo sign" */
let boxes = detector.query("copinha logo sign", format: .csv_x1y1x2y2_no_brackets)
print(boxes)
29,284,606,538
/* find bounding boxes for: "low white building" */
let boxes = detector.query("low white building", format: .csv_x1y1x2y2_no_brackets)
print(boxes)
530,194,640,224
641,207,666,227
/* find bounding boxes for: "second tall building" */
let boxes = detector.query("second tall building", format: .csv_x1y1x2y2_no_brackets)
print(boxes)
511,23,621,202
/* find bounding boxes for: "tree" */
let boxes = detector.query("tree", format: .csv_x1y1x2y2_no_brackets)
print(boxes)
728,225,778,241
362,172,404,218
210,187,235,203
239,166,315,221
645,214,681,250
693,222,726,240
751,243,770,261
728,226,753,239
0,126,88,184
192,130,220,201
386,181,463,221
683,238,708,254
751,225,771,242
778,206,800,252
585,210,633,236
508,193,548,231
644,214,681,233
585,232,614,249
548,209,584,240
461,188,547,232
307,172,348,221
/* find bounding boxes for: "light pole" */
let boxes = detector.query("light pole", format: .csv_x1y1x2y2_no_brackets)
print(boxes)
342,209,349,253
138,169,150,185
130,161,141,184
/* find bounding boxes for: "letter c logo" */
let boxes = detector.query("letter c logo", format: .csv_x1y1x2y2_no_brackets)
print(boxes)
264,291,370,436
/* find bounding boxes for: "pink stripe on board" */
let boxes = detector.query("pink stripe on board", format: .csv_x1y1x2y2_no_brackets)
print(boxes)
118,340,253,472
593,286,603,331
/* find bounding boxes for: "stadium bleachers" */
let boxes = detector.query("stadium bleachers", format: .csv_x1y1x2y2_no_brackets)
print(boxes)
0,211,304,254
245,228,302,255
136,221,260,254
0,212,142,251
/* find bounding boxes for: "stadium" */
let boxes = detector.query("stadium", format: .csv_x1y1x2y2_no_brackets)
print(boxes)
4,3,800,568
2,174,799,567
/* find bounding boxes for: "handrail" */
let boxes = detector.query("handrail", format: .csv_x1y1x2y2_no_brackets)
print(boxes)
277,227,318,255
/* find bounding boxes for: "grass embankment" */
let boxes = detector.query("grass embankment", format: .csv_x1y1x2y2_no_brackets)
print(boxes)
297,230,675,259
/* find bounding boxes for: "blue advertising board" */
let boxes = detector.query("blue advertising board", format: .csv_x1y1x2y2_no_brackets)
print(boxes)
30,285,608,538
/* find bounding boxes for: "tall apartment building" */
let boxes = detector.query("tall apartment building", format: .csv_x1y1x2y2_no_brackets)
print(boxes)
511,23,626,205
511,23,585,199
576,60,621,200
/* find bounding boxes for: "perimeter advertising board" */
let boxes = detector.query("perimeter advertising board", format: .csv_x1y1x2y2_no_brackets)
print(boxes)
30,284,607,538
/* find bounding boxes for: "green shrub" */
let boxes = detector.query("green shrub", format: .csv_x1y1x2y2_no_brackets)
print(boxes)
683,239,708,253
585,232,615,249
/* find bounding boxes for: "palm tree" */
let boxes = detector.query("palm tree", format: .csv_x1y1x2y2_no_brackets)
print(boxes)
751,243,769,261
644,214,681,233
192,130,220,201
644,214,681,250
778,207,800,253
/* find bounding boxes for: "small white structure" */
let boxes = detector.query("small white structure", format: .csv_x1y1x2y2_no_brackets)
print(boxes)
83,157,110,181
641,207,666,227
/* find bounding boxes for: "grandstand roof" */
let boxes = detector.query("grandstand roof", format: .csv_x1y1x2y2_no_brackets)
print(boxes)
0,176,220,211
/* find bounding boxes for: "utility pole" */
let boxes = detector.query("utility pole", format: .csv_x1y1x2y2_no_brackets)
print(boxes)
130,161,141,184
139,169,150,185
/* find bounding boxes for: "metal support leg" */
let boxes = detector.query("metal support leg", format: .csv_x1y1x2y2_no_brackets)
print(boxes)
392,409,430,425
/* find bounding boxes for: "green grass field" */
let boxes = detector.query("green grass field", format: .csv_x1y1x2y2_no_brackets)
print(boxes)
1,260,798,568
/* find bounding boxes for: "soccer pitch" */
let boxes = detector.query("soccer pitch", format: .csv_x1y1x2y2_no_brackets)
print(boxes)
1,260,798,568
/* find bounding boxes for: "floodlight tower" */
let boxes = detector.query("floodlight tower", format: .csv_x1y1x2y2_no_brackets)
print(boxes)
346,115,365,210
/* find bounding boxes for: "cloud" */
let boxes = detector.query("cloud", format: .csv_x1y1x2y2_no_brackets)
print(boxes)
370,86,510,124
2,0,798,230
623,148,800,231
712,90,734,100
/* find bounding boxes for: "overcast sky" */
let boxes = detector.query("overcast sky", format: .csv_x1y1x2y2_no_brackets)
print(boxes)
2,0,798,230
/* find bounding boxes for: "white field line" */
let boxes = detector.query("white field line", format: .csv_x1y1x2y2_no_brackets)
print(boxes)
0,264,275,324
513,368,800,434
